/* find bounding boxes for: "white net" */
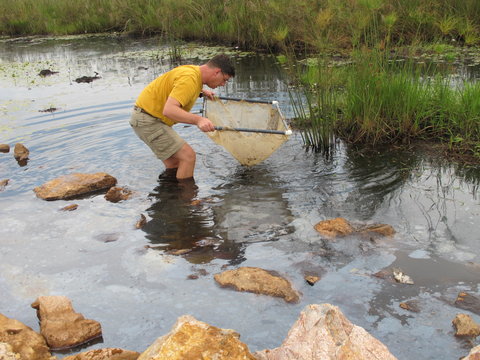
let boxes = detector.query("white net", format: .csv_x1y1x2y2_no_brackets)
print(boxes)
204,98,290,166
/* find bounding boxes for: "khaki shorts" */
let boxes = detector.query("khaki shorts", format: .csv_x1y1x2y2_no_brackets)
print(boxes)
130,106,185,160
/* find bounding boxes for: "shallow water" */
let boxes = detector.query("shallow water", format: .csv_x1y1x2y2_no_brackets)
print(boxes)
1,35,479,359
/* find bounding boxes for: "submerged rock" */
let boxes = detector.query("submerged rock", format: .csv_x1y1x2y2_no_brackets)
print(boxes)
38,69,59,77
13,143,29,162
137,315,256,360
455,292,480,315
314,217,395,239
63,348,140,360
135,214,146,229
0,144,9,153
214,266,300,303
452,314,480,337
104,186,133,203
254,304,398,360
75,73,101,83
31,295,102,350
60,204,79,211
33,172,117,200
0,313,53,360
399,300,421,313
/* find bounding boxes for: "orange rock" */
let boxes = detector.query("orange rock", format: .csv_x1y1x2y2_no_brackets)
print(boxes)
452,314,480,337
214,267,300,303
314,218,354,238
63,348,140,360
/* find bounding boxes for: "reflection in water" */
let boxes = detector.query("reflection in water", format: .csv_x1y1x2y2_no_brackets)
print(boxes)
142,170,246,265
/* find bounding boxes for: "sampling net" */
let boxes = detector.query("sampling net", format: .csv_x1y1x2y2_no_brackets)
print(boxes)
203,97,290,166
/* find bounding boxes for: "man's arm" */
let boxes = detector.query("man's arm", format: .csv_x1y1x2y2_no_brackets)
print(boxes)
163,96,214,132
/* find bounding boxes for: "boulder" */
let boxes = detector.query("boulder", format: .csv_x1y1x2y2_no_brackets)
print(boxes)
13,143,29,161
254,304,398,360
214,267,300,303
452,314,480,337
63,348,140,360
104,186,133,203
33,173,117,200
0,144,9,153
0,313,53,360
137,315,256,360
463,345,480,360
31,296,102,350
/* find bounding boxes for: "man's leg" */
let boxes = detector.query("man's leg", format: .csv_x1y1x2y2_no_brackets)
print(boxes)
163,143,196,179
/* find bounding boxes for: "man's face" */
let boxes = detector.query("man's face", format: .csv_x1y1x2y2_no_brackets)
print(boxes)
209,69,231,89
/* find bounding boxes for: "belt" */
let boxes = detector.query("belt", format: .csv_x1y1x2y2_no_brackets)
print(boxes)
134,105,156,118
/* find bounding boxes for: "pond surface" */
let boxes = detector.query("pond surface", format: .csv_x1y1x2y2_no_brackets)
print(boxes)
0,35,479,359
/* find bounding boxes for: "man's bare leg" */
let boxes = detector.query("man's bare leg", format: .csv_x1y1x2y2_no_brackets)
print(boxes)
162,143,196,179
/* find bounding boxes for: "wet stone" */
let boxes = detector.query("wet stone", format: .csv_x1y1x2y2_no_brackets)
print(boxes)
399,300,421,313
38,69,58,77
31,295,102,350
60,204,78,211
39,107,58,113
452,313,480,337
305,275,320,286
13,143,29,162
455,292,480,315
214,266,300,303
34,172,117,200
135,214,146,229
75,74,101,83
0,179,9,191
0,144,9,153
104,186,133,203
314,217,354,238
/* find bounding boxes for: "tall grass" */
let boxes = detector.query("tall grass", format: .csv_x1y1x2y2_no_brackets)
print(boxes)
1,0,479,49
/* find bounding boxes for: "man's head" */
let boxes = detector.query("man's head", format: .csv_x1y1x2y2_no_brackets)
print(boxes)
202,54,235,89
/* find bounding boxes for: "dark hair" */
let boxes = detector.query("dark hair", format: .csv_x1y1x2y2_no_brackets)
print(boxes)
207,54,235,77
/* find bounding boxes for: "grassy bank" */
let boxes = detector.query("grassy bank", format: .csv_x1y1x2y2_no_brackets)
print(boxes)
1,0,480,49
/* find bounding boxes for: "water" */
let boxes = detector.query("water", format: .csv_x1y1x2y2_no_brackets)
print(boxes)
1,35,479,359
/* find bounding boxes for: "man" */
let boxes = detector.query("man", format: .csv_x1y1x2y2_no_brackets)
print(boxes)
130,54,235,180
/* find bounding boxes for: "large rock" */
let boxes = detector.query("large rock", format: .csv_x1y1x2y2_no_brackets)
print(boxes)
254,304,398,360
31,296,102,350
33,173,117,200
452,314,480,337
214,267,300,303
63,348,140,360
138,315,256,360
0,313,53,360
463,345,480,360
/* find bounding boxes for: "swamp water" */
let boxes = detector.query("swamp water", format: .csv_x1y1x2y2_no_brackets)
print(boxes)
0,35,479,359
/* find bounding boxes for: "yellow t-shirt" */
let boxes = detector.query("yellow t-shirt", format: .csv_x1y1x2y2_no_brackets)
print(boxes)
135,65,202,126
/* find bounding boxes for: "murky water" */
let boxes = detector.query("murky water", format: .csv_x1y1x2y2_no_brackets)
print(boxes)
1,35,479,359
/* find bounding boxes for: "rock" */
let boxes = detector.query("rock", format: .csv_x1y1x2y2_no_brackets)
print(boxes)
0,342,19,360
62,348,140,360
0,179,9,191
0,144,9,153
75,74,101,83
33,172,117,200
455,292,480,315
314,218,354,238
104,186,133,203
358,224,395,236
38,70,58,77
60,204,79,211
399,300,421,313
31,295,102,350
135,214,146,229
254,304,398,360
137,315,256,360
0,313,53,360
462,345,480,360
452,314,480,337
305,275,320,286
13,143,29,161
392,268,414,284
214,267,300,303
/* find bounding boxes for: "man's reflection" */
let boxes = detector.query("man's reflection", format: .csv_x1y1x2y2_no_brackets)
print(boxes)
141,169,246,265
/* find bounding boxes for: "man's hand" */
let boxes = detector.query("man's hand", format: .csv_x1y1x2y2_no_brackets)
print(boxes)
201,89,215,100
196,117,215,132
